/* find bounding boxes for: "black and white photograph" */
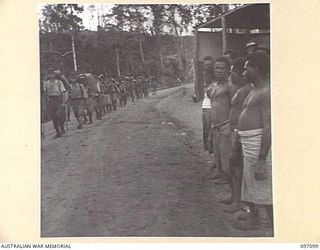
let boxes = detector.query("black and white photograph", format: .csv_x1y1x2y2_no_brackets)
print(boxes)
39,3,272,237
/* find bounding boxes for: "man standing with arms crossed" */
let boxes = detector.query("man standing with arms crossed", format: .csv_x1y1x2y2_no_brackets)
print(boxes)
207,57,238,199
235,52,272,230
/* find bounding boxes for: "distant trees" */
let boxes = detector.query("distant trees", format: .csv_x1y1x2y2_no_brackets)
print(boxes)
39,4,239,84
39,4,84,72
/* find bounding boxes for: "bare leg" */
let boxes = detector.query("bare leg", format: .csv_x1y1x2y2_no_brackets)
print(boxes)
265,205,274,228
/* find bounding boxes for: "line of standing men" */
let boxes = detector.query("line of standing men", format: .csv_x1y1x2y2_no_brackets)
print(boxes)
42,70,158,138
202,42,272,231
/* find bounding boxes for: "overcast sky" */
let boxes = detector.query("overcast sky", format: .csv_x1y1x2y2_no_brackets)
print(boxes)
80,4,113,31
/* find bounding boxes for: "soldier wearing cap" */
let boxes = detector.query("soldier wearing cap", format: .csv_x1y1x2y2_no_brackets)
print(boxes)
55,69,71,122
78,74,94,124
98,74,107,116
126,76,135,102
69,73,88,129
43,68,67,138
134,77,141,100
151,76,157,95
110,78,119,111
104,78,113,113
142,75,149,98
93,76,103,120
118,80,127,107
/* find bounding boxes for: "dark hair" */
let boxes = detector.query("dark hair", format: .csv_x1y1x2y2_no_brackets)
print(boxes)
214,56,230,70
47,68,55,74
246,52,270,76
232,57,246,74
224,49,239,60
203,55,214,61
245,40,258,48
254,46,270,55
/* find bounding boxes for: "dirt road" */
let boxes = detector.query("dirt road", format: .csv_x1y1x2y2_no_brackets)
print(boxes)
41,85,272,237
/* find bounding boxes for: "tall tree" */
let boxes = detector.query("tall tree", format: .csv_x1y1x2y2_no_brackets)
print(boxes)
39,4,84,71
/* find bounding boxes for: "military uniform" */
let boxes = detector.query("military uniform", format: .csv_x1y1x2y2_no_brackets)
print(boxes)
119,82,127,107
142,77,149,97
151,77,157,95
110,80,119,111
126,78,135,102
43,78,66,137
69,81,88,129
104,81,113,113
93,81,103,120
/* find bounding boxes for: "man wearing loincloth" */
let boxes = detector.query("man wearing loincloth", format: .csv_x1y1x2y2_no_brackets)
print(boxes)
207,57,238,196
224,57,254,213
235,52,272,230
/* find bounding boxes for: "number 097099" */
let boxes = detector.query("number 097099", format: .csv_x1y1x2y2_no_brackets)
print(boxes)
300,244,319,248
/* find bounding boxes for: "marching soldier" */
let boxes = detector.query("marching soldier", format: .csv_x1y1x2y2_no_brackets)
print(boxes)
151,76,157,95
55,69,71,122
110,78,119,111
43,69,67,138
142,76,149,97
134,77,140,100
69,73,88,129
126,76,135,102
78,74,94,124
118,80,127,107
98,74,107,116
104,78,113,113
93,77,103,120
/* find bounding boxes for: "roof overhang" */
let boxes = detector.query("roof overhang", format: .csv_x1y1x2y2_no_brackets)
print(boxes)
196,4,270,30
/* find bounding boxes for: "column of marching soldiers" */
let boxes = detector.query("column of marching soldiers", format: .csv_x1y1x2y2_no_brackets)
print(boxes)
42,70,158,138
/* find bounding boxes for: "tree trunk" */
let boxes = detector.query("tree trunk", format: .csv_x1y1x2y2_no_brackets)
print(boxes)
171,8,183,80
71,32,78,72
221,4,227,53
115,47,121,76
139,39,145,65
159,51,164,69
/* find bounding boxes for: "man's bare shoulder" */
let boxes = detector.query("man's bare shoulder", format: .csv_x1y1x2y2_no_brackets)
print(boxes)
257,86,270,104
232,85,253,104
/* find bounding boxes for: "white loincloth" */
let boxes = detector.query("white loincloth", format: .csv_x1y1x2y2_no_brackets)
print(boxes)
239,128,273,205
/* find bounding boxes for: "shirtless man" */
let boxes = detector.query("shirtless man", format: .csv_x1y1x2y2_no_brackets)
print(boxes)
223,57,254,213
207,57,238,195
201,55,215,153
235,52,272,230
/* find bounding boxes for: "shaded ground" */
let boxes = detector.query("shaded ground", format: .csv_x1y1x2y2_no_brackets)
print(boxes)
41,84,272,237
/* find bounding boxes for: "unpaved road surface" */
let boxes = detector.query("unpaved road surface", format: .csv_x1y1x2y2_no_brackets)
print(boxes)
41,85,272,237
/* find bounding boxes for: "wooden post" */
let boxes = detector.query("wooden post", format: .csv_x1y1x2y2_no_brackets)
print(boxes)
194,29,200,99
221,4,227,53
